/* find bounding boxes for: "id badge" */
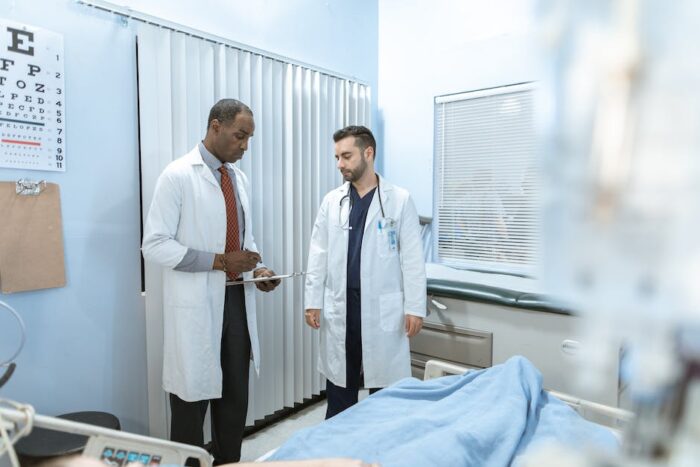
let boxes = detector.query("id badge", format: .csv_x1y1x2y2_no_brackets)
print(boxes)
378,218,398,253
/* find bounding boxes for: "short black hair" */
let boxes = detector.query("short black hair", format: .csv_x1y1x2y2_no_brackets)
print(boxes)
333,125,376,158
207,99,253,128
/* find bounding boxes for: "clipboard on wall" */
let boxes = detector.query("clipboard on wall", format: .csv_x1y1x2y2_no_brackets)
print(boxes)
0,180,66,293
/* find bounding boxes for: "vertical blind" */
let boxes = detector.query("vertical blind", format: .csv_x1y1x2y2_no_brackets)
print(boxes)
433,83,538,276
136,23,370,436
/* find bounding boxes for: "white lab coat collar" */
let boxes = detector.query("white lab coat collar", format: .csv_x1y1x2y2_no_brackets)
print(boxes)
184,146,249,223
336,173,394,231
183,146,220,191
337,173,392,195
365,173,391,233
336,173,393,233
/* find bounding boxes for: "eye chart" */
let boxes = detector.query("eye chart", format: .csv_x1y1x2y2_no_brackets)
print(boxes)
0,19,65,171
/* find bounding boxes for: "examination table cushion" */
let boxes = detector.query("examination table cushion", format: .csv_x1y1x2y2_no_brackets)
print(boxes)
269,356,618,466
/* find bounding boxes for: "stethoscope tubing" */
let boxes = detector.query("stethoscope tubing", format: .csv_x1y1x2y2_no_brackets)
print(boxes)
339,174,386,227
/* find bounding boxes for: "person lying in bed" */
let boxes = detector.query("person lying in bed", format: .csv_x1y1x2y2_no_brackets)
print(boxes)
268,356,620,467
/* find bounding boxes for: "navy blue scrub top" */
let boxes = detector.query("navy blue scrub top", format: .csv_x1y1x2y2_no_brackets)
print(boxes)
347,184,377,290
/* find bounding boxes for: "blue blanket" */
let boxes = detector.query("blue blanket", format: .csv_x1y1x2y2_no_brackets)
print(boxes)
269,356,618,466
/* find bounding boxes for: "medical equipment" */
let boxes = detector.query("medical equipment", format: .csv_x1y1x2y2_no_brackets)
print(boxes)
0,401,211,467
538,0,700,464
0,299,211,466
338,174,387,230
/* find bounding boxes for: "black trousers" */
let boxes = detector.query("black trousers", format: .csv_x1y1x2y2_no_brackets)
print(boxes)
325,380,381,419
169,285,251,465
325,288,380,419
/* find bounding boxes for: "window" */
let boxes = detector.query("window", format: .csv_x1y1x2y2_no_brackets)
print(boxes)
433,83,539,276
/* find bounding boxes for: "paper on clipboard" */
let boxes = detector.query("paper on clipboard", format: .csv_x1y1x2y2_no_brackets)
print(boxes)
226,271,305,286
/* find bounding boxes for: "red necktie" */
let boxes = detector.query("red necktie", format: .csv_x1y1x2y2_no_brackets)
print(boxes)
219,165,241,279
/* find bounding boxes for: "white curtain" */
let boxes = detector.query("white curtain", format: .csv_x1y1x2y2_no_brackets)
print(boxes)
136,24,371,436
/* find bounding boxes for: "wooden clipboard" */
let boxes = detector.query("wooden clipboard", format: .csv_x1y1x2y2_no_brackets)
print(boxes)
0,181,66,293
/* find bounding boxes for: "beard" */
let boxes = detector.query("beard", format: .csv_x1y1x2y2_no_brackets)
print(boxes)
342,157,368,182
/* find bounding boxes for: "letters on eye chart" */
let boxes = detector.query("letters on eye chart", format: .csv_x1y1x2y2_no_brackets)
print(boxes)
0,19,66,171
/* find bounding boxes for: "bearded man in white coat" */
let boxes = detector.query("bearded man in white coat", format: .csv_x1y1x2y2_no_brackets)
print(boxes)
304,125,426,418
142,99,280,464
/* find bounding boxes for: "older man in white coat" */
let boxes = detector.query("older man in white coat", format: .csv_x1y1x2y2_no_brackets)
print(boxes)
304,125,426,418
142,99,279,464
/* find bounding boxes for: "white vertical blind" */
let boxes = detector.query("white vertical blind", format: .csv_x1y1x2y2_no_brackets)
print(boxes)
434,83,538,276
137,23,371,436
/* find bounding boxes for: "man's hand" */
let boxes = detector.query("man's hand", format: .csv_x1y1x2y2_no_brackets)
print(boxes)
254,267,280,292
305,308,320,329
405,315,423,337
215,250,261,273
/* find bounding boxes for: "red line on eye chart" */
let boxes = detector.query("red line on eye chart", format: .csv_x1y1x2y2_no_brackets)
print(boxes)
1,139,42,146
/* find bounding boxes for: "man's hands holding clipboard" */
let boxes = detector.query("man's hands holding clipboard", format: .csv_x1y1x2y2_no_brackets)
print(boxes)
251,267,281,292
215,250,277,291
228,271,307,291
216,250,261,273
216,250,304,292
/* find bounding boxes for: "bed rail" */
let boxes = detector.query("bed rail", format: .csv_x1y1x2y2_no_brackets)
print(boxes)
423,359,634,427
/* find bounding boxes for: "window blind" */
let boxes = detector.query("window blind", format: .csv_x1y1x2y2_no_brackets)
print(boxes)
434,83,538,276
136,22,370,437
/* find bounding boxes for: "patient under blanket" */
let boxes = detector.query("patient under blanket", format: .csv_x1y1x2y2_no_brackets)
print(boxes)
269,356,618,466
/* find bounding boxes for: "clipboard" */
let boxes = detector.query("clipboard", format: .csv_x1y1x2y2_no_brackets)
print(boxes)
0,179,66,293
226,271,305,286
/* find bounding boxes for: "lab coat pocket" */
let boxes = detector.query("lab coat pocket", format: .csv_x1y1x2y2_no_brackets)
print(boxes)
323,288,344,337
379,291,404,332
323,288,343,317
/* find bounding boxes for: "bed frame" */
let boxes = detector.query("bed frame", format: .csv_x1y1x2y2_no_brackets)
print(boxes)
423,359,634,430
255,359,634,462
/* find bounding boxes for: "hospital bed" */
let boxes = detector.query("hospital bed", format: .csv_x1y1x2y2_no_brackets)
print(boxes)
258,357,633,466
422,359,633,437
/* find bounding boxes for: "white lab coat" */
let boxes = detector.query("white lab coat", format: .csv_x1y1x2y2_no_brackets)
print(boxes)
142,146,260,402
305,175,426,388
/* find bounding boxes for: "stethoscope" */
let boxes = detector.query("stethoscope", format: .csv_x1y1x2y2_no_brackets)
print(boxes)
338,174,386,230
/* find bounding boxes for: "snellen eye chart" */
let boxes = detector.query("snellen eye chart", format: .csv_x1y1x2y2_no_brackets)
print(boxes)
0,19,66,171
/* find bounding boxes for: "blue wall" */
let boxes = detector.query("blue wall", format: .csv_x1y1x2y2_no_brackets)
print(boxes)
0,0,147,433
378,0,539,216
0,0,378,436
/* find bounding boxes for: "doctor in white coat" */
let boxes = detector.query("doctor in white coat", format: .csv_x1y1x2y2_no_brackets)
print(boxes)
142,99,279,464
305,125,426,418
